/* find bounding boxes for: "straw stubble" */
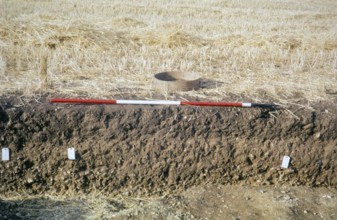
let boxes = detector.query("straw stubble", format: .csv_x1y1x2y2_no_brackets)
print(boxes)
0,0,336,103
39,51,48,91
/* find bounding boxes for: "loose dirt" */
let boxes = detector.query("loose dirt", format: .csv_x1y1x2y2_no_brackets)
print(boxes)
0,95,336,219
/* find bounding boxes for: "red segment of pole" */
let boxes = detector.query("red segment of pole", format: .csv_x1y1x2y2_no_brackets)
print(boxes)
50,98,117,105
181,101,243,107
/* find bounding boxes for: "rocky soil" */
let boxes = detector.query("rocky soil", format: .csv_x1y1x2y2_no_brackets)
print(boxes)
0,95,336,219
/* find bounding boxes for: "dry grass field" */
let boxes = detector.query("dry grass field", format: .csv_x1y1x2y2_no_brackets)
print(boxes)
0,0,336,104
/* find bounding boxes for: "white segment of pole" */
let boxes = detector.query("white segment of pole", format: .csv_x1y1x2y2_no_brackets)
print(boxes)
116,100,181,105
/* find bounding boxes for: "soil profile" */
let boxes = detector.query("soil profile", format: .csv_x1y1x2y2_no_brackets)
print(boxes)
0,95,336,198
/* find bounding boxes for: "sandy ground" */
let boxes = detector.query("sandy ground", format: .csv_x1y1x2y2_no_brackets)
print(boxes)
1,185,336,219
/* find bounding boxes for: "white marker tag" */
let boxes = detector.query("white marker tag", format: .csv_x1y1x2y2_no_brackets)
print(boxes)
281,156,290,168
68,148,76,160
2,148,10,161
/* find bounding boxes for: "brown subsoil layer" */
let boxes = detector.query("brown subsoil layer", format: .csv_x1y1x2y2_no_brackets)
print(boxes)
0,96,336,196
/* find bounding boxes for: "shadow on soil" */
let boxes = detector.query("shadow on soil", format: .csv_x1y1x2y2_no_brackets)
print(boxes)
0,198,86,219
199,78,225,89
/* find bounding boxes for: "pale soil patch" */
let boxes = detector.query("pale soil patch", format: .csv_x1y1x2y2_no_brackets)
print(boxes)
1,186,336,220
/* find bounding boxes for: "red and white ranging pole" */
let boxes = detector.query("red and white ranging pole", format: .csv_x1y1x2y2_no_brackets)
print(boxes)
50,98,276,108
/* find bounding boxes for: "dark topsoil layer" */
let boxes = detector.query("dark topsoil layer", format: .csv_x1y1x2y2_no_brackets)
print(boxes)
0,95,336,196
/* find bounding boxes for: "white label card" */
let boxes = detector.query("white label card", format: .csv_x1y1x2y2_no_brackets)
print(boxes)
281,156,290,169
2,148,10,161
68,148,76,160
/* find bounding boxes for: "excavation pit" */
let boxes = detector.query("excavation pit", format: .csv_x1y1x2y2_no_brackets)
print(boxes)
153,71,201,91
0,95,336,197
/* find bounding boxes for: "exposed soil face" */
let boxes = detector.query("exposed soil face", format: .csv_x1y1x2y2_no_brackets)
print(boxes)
0,95,336,198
